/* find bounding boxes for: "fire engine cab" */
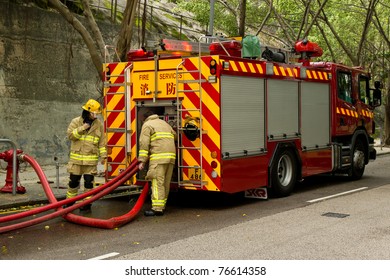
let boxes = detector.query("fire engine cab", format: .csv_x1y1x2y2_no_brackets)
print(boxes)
103,36,382,198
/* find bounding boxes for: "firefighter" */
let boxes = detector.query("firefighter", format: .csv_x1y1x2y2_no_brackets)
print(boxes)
138,110,176,216
65,99,107,211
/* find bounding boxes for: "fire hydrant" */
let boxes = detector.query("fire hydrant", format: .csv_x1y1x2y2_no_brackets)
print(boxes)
0,149,26,194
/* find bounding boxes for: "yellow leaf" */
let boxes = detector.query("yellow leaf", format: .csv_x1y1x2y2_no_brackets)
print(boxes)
1,246,8,254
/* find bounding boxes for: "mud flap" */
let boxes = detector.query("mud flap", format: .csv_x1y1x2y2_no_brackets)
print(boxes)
369,146,377,160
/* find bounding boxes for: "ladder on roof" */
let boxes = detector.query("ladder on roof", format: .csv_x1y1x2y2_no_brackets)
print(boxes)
175,36,213,189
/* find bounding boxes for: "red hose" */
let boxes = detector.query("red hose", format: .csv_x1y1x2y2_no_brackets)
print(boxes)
63,182,149,229
21,153,57,204
0,156,145,233
0,162,141,233
0,156,138,223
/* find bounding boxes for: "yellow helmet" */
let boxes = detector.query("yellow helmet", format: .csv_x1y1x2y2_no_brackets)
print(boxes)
82,99,101,114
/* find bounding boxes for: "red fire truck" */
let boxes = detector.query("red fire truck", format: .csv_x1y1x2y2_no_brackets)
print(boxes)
103,36,382,198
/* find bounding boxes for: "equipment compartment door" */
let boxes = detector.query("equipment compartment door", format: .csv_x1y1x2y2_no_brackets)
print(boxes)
220,75,265,158
301,82,332,175
301,82,330,150
267,80,299,140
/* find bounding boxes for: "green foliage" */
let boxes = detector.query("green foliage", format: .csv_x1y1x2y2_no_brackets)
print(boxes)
176,1,210,27
176,0,241,36
103,1,124,21
164,13,180,22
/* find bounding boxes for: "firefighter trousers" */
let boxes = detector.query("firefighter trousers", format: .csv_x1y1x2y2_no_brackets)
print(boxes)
66,173,94,199
150,163,174,212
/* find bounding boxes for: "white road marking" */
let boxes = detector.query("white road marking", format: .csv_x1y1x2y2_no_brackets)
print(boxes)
88,252,120,260
306,187,368,203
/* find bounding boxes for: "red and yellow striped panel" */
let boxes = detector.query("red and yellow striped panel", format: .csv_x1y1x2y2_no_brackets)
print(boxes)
227,60,265,75
361,109,374,119
273,65,299,78
306,69,329,81
179,56,221,191
103,62,132,179
336,107,358,118
336,107,373,119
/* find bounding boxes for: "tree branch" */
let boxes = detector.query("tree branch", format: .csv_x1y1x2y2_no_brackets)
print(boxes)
373,10,390,49
315,0,358,65
357,0,379,65
301,0,329,40
116,0,138,61
48,0,103,80
262,0,296,45
81,0,106,58
256,0,273,36
315,21,337,62
297,0,311,41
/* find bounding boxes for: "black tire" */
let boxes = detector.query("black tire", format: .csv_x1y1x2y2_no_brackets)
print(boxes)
270,149,297,197
349,138,366,180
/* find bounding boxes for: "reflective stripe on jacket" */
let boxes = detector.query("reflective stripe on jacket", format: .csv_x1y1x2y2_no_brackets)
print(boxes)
138,114,176,164
67,116,107,166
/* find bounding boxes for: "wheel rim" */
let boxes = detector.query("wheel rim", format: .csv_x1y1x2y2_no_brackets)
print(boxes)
277,154,293,187
353,149,365,169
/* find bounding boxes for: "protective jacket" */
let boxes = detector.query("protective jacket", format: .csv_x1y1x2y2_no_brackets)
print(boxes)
138,114,176,164
67,116,107,167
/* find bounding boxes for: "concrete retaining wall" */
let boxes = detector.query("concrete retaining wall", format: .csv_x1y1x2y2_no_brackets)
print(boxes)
0,1,118,165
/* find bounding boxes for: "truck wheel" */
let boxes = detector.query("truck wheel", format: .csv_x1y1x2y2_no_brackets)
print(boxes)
349,138,366,180
270,149,297,197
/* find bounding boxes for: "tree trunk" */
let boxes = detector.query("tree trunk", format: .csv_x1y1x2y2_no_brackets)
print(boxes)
141,0,147,47
301,0,328,40
238,0,246,37
81,0,105,58
116,0,138,62
384,76,390,145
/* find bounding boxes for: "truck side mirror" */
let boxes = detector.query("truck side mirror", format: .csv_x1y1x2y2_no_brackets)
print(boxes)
374,81,382,89
371,80,382,107
373,88,382,107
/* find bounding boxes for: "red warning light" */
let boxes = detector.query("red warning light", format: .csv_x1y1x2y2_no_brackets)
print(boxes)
209,40,242,57
127,49,154,61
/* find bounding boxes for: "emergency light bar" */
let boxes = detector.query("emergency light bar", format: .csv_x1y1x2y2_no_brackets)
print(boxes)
127,49,154,61
145,39,210,54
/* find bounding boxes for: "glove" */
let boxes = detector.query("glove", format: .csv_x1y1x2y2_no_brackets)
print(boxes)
83,118,93,126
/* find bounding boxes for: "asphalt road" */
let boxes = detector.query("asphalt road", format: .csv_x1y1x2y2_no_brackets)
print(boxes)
1,154,390,261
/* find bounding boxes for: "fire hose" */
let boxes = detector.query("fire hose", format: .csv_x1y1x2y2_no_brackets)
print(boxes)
0,156,140,223
0,153,149,233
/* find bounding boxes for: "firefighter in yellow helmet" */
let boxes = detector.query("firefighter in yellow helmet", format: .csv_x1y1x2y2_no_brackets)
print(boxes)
65,99,107,211
138,110,176,216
